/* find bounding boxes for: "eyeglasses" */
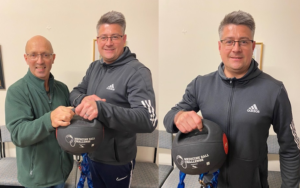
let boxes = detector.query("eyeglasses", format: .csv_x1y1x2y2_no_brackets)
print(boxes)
97,35,123,42
26,53,53,60
220,39,254,49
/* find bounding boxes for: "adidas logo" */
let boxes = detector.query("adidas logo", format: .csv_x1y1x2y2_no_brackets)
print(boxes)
106,84,115,91
247,104,260,113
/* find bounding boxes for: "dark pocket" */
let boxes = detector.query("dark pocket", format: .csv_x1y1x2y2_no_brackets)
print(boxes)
228,157,262,188
114,138,120,162
90,137,118,163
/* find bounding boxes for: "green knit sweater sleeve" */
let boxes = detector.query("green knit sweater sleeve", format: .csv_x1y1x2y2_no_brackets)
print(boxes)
5,83,54,147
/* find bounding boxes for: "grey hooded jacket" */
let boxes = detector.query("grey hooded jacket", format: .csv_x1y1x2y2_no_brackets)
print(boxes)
70,47,157,165
164,60,300,188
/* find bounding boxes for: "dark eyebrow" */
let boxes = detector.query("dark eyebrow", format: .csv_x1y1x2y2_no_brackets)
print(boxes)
239,37,251,40
99,33,121,36
222,37,251,40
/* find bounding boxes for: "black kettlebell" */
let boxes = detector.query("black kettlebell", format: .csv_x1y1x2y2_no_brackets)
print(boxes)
172,119,228,175
56,112,104,155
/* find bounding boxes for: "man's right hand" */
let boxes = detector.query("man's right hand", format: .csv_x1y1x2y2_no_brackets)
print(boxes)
50,106,75,128
174,110,203,133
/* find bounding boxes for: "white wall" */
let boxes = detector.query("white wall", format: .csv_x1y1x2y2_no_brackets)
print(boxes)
158,0,300,171
0,0,158,162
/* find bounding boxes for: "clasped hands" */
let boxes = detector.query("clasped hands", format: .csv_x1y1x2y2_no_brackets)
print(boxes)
50,95,105,128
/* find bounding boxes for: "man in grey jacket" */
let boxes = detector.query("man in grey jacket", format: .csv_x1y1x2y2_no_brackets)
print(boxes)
70,11,157,188
164,10,300,188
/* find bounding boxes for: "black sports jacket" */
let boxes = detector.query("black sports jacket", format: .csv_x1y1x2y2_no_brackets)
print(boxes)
70,47,157,165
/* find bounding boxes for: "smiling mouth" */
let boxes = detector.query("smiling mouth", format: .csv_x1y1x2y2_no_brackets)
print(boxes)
36,66,46,70
230,57,243,59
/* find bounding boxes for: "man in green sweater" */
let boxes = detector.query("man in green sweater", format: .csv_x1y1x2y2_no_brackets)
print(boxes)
5,35,75,188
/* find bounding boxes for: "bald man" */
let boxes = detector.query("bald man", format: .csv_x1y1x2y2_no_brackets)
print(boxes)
5,35,75,188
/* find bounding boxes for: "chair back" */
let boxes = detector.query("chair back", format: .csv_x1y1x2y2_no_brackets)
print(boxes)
0,125,12,158
0,126,11,142
136,129,159,163
159,130,172,150
136,129,159,148
267,135,280,154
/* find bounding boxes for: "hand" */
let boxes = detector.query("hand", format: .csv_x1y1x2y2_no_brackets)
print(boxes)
51,106,75,128
174,110,203,133
75,95,106,121
82,94,106,103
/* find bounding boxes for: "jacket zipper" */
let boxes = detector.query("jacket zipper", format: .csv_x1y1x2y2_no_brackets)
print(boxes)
30,91,51,176
226,79,235,187
44,90,52,110
43,89,52,106
93,64,108,95
48,91,52,106
30,146,36,176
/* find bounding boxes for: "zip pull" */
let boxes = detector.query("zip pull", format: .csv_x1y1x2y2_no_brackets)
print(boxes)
49,92,52,104
230,79,232,84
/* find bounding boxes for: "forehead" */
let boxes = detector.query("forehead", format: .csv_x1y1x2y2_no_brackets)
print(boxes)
98,24,123,35
26,39,52,53
221,24,252,39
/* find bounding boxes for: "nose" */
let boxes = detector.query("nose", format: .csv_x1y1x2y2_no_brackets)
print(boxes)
36,54,44,63
232,41,241,52
105,38,113,45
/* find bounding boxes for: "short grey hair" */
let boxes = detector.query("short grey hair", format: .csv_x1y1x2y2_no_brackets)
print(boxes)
96,11,126,35
218,10,255,39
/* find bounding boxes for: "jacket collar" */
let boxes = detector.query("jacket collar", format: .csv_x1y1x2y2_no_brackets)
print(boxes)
218,59,262,84
24,69,54,93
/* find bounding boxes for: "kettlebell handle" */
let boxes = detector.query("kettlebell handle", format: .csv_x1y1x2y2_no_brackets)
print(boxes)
71,107,96,123
176,119,220,143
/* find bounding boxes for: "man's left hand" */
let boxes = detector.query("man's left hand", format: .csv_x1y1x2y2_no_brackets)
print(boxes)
75,95,105,121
